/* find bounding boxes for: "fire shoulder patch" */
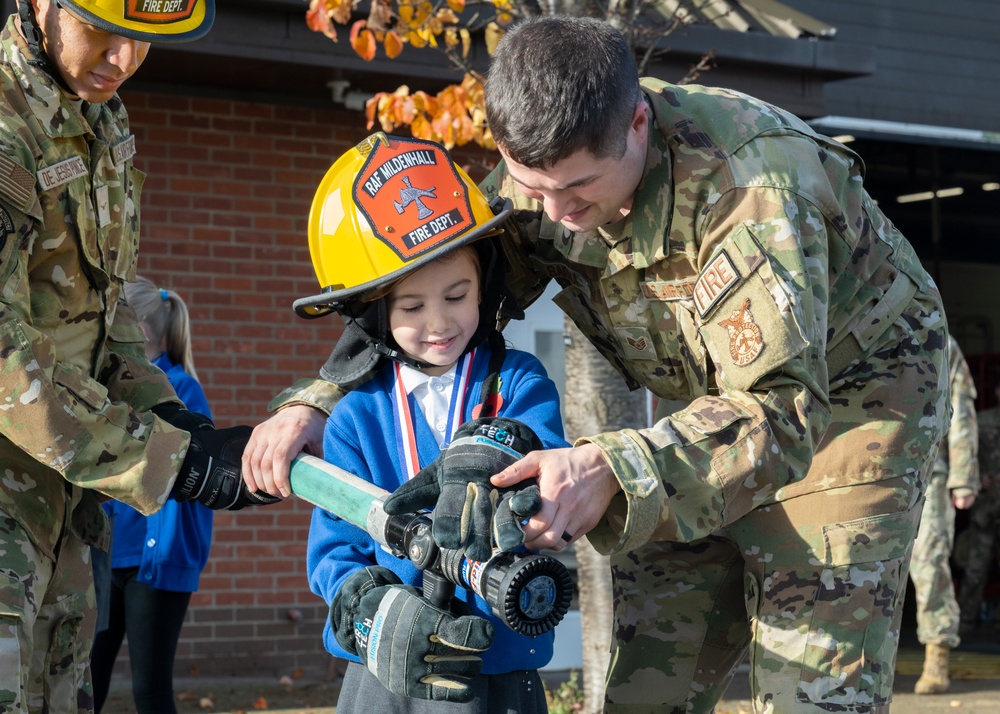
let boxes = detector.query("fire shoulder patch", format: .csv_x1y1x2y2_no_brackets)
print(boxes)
693,250,740,318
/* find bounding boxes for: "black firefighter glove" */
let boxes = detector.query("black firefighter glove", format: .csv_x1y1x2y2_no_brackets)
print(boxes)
332,566,494,703
382,417,544,562
170,425,280,510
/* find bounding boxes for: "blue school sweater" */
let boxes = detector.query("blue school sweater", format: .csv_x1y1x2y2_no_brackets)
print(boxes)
307,345,567,673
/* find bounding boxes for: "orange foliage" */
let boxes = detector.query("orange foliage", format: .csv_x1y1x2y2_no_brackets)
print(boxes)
306,0,515,148
365,74,492,150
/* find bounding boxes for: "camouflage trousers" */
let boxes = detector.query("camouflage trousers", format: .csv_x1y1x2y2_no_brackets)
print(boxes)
0,507,98,713
908,466,961,648
605,475,922,714
955,480,1000,626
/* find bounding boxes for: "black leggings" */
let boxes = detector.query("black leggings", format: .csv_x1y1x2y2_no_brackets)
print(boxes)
90,567,192,714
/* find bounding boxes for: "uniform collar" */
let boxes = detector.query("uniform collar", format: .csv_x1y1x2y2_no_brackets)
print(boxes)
597,93,673,275
2,16,110,140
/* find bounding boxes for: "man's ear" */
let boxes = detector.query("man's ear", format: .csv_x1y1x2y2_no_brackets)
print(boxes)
630,99,650,144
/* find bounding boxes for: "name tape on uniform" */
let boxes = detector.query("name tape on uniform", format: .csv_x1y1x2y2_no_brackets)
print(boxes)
641,280,695,301
113,135,136,165
37,157,87,192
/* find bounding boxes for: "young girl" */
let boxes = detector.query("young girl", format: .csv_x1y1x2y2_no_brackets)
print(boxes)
303,134,567,712
90,277,214,714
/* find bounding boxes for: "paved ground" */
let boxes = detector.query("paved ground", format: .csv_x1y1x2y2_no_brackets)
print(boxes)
716,661,1000,713
105,600,1000,712
114,647,999,714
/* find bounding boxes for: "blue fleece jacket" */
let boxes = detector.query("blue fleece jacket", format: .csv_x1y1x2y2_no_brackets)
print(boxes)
103,354,214,592
307,345,567,674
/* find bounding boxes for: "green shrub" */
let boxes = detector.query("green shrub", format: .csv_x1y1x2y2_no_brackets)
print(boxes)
545,671,584,714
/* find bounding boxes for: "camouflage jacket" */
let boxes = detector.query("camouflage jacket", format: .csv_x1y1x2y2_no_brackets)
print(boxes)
482,78,949,554
937,335,978,494
0,17,188,556
977,407,1000,485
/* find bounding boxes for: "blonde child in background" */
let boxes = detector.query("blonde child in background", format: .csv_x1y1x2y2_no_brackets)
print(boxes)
90,278,215,714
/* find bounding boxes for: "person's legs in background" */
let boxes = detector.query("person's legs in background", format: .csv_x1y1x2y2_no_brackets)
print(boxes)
909,466,962,694
91,567,192,714
91,566,129,712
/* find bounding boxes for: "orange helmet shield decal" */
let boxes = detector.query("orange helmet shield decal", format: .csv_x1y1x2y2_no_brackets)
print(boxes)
126,0,199,24
353,137,475,262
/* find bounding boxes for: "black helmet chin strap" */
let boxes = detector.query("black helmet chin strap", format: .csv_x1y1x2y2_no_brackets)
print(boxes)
17,0,72,91
372,338,435,372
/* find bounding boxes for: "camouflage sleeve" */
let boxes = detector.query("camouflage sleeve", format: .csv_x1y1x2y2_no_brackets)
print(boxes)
584,181,834,553
0,191,185,514
945,335,979,493
103,295,182,411
977,409,1000,479
267,377,344,415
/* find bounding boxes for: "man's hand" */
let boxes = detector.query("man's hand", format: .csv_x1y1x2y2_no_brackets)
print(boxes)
242,405,327,498
491,443,621,551
382,417,543,562
331,566,494,702
952,490,976,510
172,426,280,510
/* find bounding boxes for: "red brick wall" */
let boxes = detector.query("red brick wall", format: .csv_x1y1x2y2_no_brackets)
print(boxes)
117,89,358,680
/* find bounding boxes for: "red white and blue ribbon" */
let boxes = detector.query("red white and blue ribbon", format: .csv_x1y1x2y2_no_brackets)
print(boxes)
392,349,475,481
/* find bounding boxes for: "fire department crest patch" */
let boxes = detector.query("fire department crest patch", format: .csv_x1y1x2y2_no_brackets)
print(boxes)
717,298,764,366
352,136,475,262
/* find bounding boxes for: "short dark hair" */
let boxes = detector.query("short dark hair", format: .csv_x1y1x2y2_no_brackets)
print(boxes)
485,16,642,168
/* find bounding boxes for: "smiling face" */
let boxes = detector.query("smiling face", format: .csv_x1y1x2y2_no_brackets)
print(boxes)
35,0,150,103
386,247,482,376
499,101,650,233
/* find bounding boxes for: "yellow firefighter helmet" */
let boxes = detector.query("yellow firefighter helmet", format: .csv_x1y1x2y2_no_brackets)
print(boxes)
56,0,214,43
295,132,511,319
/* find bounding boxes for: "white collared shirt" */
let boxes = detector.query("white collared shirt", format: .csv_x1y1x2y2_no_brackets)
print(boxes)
397,363,458,448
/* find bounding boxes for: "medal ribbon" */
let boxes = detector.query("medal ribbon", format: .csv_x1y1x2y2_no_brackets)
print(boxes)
392,349,475,481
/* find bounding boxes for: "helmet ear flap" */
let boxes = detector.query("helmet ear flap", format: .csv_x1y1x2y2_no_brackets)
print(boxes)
318,300,388,388
469,236,524,351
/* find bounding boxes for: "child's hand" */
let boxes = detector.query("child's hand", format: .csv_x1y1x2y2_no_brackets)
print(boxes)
382,417,544,561
331,566,494,702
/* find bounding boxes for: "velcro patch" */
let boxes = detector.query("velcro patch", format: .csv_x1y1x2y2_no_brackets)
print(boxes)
113,135,136,165
37,156,87,191
0,154,35,212
717,298,764,366
694,250,740,318
641,280,695,301
616,326,658,360
0,205,14,253
536,258,589,292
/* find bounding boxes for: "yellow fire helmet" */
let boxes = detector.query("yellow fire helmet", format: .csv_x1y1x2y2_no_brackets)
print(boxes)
295,132,512,319
56,0,215,43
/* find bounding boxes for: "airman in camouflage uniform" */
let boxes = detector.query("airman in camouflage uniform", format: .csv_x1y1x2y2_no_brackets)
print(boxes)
908,334,978,694
956,385,1000,631
0,3,280,712
247,15,950,713
476,16,948,714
